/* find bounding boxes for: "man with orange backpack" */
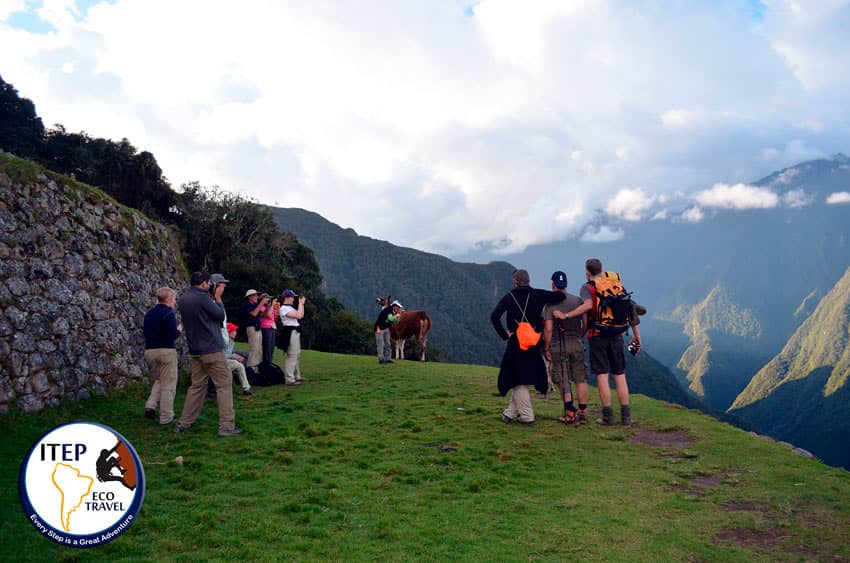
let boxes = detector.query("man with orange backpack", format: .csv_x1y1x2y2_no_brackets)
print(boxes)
491,269,566,425
553,258,641,426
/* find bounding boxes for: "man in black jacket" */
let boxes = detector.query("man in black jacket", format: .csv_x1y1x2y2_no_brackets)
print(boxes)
491,269,566,425
175,271,242,437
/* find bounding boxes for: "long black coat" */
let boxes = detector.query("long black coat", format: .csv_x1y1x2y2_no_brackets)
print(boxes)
491,286,566,396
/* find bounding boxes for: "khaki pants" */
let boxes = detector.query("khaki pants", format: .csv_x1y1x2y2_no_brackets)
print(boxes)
227,358,251,391
246,326,262,368
144,348,178,424
503,385,534,423
283,331,301,384
178,352,236,432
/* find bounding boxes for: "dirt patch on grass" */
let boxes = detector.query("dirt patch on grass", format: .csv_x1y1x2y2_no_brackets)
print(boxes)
629,427,697,448
713,527,789,548
721,501,770,513
690,475,722,488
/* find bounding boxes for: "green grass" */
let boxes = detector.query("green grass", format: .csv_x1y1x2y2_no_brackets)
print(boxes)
2,350,850,561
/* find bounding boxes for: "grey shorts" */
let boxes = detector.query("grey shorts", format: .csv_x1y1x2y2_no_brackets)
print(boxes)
550,338,587,385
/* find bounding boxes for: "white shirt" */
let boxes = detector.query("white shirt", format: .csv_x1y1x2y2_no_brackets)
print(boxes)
279,304,299,327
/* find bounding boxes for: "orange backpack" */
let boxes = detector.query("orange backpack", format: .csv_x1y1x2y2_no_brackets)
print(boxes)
510,292,541,350
589,272,633,336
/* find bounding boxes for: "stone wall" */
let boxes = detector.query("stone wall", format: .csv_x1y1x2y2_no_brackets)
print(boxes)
0,162,186,412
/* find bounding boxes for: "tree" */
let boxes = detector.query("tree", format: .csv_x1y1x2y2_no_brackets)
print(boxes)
0,74,46,159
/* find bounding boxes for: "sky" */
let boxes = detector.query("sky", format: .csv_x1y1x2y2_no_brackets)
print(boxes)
2,0,850,258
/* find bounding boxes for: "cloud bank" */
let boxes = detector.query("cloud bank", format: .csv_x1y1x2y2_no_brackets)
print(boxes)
2,0,850,257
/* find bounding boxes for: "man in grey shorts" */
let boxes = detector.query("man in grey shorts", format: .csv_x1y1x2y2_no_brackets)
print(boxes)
543,271,590,425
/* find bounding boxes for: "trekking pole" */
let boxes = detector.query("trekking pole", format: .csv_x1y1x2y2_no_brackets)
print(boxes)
559,327,576,427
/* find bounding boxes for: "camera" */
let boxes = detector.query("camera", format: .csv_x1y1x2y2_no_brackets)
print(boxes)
627,341,639,356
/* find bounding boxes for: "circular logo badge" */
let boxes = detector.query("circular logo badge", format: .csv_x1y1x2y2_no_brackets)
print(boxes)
19,422,145,548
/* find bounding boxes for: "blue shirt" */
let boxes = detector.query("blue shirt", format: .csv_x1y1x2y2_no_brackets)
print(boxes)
143,304,179,349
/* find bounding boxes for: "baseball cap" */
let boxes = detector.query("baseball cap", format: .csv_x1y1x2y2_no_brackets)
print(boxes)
282,289,297,298
551,271,568,289
190,271,210,286
209,273,229,284
226,322,238,333
244,289,259,297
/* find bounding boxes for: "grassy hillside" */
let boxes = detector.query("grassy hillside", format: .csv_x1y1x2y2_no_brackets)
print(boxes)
271,207,516,365
729,267,850,469
663,286,771,411
2,350,849,561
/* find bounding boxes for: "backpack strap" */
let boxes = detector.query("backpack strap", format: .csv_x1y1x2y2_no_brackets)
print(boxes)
508,292,531,323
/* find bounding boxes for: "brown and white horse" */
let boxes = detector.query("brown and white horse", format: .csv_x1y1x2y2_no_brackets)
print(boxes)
375,296,432,361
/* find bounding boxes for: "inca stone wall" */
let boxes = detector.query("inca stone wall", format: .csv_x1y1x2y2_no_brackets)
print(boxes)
0,165,186,413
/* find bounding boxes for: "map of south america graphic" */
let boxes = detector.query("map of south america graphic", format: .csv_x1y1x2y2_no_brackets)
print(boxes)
51,463,94,532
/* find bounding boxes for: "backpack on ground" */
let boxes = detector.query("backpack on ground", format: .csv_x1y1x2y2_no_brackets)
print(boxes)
247,362,285,386
589,271,634,336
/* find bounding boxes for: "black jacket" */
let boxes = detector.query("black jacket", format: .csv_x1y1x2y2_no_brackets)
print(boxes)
491,286,565,340
491,286,565,396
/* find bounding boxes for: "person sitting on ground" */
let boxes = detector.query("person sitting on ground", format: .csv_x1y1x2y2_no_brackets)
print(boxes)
224,322,252,396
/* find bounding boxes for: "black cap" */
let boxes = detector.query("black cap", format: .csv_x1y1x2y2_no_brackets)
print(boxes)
551,271,567,289
209,273,229,284
190,271,210,286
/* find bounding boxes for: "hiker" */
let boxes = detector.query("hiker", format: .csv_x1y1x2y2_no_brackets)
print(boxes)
543,271,590,426
175,271,242,437
224,322,252,396
143,286,180,425
278,289,305,385
241,289,269,371
553,258,641,426
259,293,279,366
374,298,401,365
491,269,566,425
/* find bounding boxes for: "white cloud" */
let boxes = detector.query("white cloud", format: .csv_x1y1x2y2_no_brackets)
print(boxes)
783,188,814,208
695,183,780,209
0,0,28,21
681,207,705,223
650,209,669,221
606,188,656,221
826,191,850,204
2,0,850,257
580,225,624,243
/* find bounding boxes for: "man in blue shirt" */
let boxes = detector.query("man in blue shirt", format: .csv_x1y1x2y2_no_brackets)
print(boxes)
143,287,179,425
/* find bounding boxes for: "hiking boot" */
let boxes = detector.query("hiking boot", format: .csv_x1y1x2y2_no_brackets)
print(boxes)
559,410,577,426
174,423,191,434
243,389,253,396
144,408,156,420
577,409,589,425
596,406,615,426
217,427,243,438
501,412,513,424
621,406,633,427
